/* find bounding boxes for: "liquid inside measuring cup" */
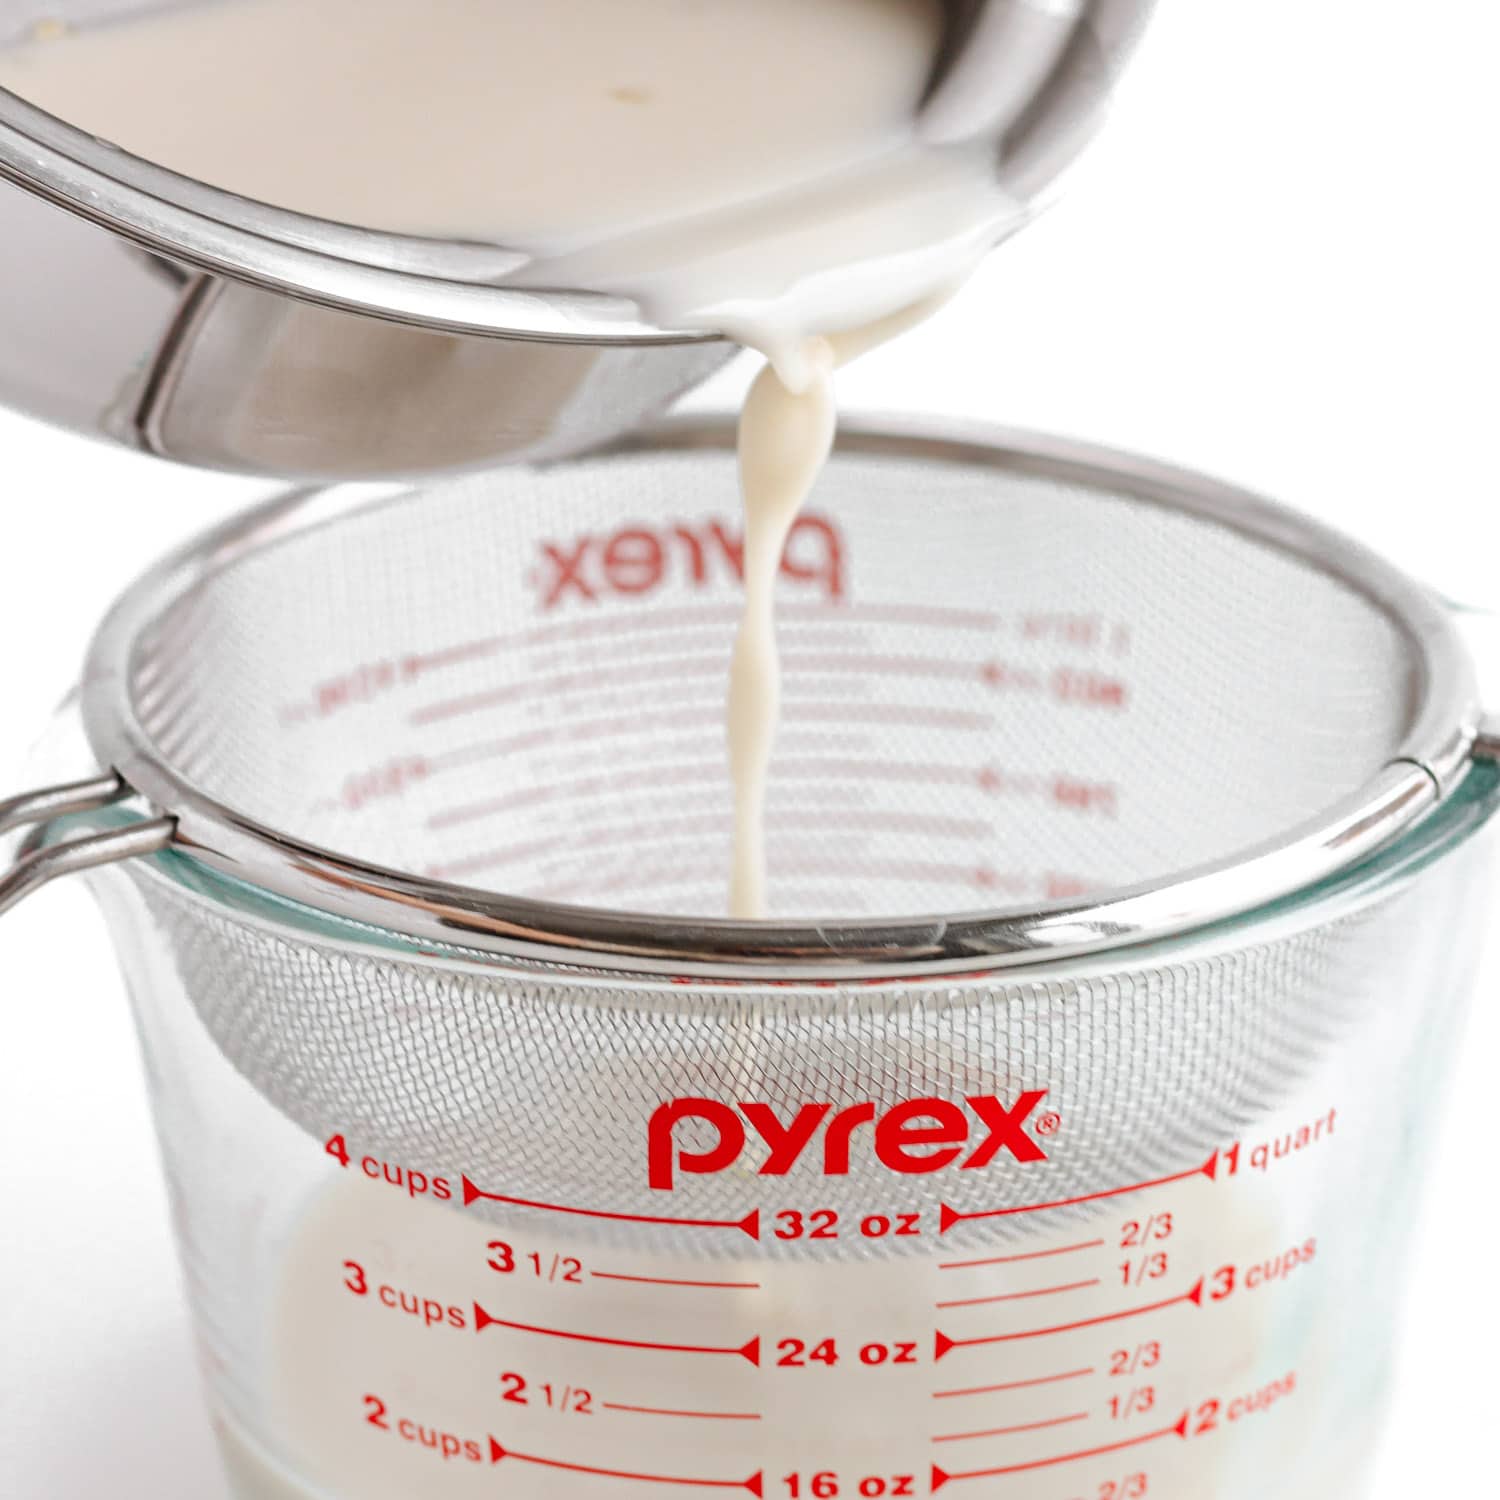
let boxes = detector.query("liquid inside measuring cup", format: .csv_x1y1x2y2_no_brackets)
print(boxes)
196,1047,1376,1500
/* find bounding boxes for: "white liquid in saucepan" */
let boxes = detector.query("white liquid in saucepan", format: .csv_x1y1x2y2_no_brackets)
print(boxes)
0,0,1016,916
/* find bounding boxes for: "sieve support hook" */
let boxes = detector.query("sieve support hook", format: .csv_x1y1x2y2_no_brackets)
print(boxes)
0,772,175,917
1472,717,1500,763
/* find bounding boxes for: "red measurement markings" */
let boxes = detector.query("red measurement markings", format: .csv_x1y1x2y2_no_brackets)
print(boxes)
405,645,1098,738
602,1403,761,1422
1109,1388,1156,1420
940,1152,1220,1231
418,760,726,836
428,810,765,880
939,1239,1106,1271
462,1174,760,1239
930,1412,1188,1488
425,754,854,830
493,598,990,663
277,641,506,725
473,1304,760,1364
787,702,993,731
979,661,1042,692
429,703,720,777
1020,612,1112,648
936,1278,1101,1311
411,655,718,725
933,1411,1090,1444
932,1368,1096,1400
438,728,838,798
420,760,1100,854
1111,1344,1160,1379
276,596,1004,727
779,600,999,631
410,650,997,728
636,856,1024,890
1051,667,1128,709
525,625,794,670
1119,1253,1169,1289
521,603,739,645
414,648,1079,736
934,1280,1204,1359
490,1436,762,1493
426,697,928,785
518,758,717,810
289,606,737,728
786,652,1006,682
425,669,928,759
777,759,1014,792
590,1270,761,1291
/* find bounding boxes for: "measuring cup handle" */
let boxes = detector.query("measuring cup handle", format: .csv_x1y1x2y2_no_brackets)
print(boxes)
0,772,174,916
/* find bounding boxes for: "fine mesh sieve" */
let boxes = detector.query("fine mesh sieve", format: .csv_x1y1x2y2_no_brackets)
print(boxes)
68,421,1478,956
3,421,1494,1255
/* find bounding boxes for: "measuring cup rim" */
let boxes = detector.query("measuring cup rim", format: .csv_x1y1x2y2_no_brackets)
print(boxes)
64,417,1490,979
0,86,720,343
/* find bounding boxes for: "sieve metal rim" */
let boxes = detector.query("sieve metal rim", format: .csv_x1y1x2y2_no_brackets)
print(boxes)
56,420,1488,977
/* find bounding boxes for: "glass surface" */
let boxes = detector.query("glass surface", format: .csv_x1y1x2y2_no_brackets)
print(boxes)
81,799,1499,1500
32,436,1500,1500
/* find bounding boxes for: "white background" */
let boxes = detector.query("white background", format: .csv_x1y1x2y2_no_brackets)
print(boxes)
2,0,1498,1494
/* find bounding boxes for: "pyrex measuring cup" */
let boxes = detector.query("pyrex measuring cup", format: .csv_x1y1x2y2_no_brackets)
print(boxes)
3,421,1497,1500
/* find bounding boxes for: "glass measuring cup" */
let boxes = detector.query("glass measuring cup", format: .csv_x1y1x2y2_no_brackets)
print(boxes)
2,421,1497,1500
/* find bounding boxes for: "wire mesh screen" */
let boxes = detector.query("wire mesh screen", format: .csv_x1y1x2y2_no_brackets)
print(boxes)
121,853,1465,1258
88,432,1485,1259
126,444,1415,922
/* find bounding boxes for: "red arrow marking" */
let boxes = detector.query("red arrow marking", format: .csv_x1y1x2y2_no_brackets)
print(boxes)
940,1152,1218,1231
491,1437,762,1492
935,1279,1203,1358
463,1175,760,1239
930,1411,1188,1488
475,1303,760,1364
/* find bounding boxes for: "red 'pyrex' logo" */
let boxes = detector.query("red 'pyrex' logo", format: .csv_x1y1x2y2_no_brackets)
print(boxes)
647,1094,1050,1191
534,513,845,610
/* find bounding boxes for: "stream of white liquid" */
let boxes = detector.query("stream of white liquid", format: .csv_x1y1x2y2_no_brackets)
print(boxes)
727,290,958,917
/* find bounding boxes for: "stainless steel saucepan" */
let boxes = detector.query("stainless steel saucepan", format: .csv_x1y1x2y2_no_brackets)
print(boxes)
0,0,1155,480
